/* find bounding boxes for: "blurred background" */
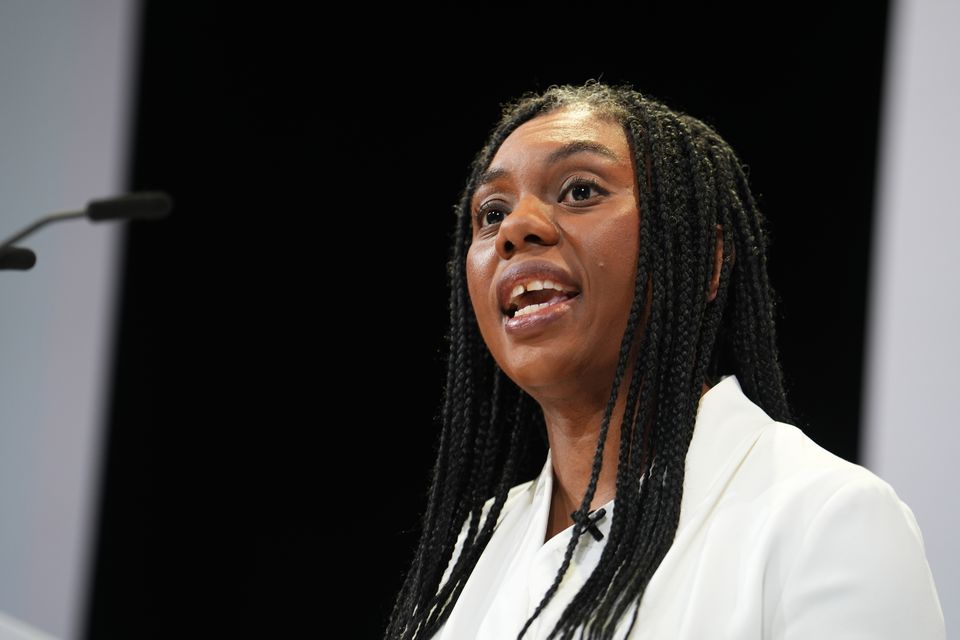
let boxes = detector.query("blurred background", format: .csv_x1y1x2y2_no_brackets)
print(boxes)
0,1,955,638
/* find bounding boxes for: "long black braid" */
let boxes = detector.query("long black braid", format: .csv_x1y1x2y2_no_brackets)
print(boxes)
385,82,792,640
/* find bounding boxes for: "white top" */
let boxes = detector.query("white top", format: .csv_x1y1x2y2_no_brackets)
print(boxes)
435,376,945,639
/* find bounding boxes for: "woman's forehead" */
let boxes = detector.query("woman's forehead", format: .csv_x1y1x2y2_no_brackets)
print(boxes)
491,107,630,166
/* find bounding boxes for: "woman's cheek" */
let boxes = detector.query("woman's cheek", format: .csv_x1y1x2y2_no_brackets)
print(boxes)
584,210,640,274
466,242,501,335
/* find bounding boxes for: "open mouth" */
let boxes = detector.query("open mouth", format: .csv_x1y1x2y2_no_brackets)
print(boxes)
503,280,580,319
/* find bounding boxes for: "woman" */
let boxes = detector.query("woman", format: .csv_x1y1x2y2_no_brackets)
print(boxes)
385,82,943,639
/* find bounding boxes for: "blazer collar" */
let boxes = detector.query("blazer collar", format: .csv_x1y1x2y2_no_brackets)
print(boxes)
530,375,774,530
679,375,774,527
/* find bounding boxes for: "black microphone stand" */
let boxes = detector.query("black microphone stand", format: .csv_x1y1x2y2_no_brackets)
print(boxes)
0,192,171,271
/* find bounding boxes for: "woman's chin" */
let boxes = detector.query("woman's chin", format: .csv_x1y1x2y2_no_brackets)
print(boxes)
501,355,585,399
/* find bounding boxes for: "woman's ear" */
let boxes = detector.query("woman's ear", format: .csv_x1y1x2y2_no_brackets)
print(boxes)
707,224,723,303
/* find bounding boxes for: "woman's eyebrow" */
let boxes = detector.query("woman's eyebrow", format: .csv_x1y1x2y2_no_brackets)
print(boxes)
545,140,620,165
476,168,510,190
476,141,620,190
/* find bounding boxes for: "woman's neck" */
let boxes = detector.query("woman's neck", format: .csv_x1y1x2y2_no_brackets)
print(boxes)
540,392,626,542
540,381,713,542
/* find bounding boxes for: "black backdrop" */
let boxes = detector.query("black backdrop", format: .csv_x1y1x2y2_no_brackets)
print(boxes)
84,4,889,638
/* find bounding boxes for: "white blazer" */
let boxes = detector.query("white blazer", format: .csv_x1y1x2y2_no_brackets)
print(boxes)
435,376,945,639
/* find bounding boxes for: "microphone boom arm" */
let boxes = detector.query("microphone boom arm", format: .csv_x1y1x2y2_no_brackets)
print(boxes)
0,210,84,254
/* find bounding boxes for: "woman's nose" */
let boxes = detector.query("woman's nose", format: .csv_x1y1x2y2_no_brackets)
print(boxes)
495,196,560,260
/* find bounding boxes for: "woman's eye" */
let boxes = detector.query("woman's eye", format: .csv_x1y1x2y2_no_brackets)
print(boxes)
485,210,505,225
477,204,507,228
570,184,594,201
562,179,607,205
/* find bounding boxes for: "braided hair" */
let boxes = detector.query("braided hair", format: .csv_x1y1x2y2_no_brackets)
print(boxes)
385,82,792,639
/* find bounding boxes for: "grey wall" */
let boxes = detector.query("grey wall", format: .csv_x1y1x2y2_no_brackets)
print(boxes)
0,1,137,637
863,0,959,626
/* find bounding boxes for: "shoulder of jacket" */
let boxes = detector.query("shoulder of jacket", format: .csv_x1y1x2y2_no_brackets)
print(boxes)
756,420,889,490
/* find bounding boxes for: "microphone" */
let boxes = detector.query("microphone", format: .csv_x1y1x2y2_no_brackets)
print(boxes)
0,247,37,271
0,191,172,271
86,192,172,222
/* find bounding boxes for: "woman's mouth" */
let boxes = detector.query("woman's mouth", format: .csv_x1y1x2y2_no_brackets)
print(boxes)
502,279,581,334
495,265,583,336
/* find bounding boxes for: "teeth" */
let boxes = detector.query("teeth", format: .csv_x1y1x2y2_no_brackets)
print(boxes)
506,279,571,306
513,302,553,317
504,277,577,318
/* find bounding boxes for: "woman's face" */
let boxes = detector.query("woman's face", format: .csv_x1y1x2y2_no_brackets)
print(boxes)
466,107,640,402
